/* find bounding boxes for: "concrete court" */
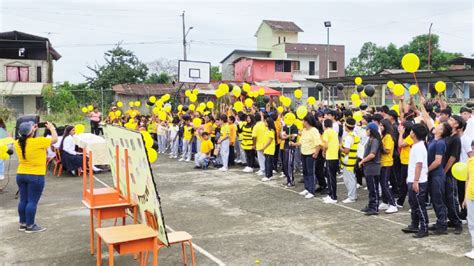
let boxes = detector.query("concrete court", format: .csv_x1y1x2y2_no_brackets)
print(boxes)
1,155,473,265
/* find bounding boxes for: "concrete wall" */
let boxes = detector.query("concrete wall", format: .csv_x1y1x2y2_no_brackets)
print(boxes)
270,44,287,58
256,23,298,51
287,53,320,81
317,45,345,79
234,58,254,82
0,58,49,83
234,59,293,83
221,51,270,81
23,95,37,114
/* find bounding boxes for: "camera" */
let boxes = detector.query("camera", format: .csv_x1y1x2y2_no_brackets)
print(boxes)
38,122,46,128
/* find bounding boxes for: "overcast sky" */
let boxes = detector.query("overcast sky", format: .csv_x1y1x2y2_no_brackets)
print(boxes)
0,0,472,83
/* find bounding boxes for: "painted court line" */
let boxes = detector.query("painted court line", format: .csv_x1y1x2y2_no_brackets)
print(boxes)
93,175,226,265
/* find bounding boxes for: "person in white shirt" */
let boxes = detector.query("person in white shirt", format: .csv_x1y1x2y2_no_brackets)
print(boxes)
402,124,429,238
168,117,180,159
59,126,101,175
461,107,473,140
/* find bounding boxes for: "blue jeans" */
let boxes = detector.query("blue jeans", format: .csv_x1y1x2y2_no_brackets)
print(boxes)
17,174,45,226
429,171,447,229
377,166,396,206
0,159,4,176
408,182,429,232
366,175,379,212
302,155,316,194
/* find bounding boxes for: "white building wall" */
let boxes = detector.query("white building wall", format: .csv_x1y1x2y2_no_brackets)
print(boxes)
286,54,320,81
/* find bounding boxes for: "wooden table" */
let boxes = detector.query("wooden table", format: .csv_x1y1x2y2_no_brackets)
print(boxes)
82,200,137,255
96,224,158,266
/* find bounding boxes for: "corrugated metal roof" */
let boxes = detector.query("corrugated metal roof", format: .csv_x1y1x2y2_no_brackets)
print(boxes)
0,82,45,95
262,20,303,32
219,49,271,63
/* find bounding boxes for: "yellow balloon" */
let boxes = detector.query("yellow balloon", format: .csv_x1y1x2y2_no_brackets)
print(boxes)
354,99,362,107
360,91,367,98
147,148,158,163
307,96,316,105
178,105,183,112
114,110,122,117
234,101,244,112
162,94,171,102
354,77,363,85
116,101,123,108
0,137,14,146
277,106,284,113
192,117,202,127
242,83,251,92
391,104,400,115
282,97,292,107
279,95,285,102
387,80,395,89
294,89,303,99
206,101,214,109
129,101,135,107
245,98,253,108
74,124,85,134
193,88,199,95
158,112,167,121
153,107,161,115
155,100,163,109
189,94,197,102
134,101,141,107
219,83,229,94
232,85,241,98
283,113,296,126
188,104,195,111
351,93,360,102
435,81,446,93
401,53,420,73
353,111,363,122
0,152,9,160
295,119,304,130
296,105,308,119
409,85,419,95
185,90,191,97
164,105,172,112
141,131,153,148
393,84,405,96
0,145,7,153
88,105,94,112
452,162,468,181
81,107,88,113
149,96,157,103
258,88,265,96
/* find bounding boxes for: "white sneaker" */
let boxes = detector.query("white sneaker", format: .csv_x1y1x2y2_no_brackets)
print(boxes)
185,159,191,162
356,184,362,189
379,203,390,210
219,167,228,172
324,197,337,204
322,195,331,201
242,167,253,173
257,171,265,176
396,203,403,209
385,205,398,214
255,170,263,175
299,190,309,196
342,198,356,204
464,250,474,259
261,177,272,182
279,173,285,178
304,193,314,199
235,160,241,164
272,170,277,174
178,158,184,162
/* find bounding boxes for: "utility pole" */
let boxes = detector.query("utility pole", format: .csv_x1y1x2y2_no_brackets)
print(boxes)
181,11,187,61
428,23,433,70
324,21,332,106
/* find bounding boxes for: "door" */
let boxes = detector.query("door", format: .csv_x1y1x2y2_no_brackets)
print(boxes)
309,61,315,76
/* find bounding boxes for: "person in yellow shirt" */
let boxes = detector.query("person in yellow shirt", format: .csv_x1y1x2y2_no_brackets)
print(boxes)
15,121,57,233
290,115,322,199
463,141,474,259
396,121,414,207
217,114,230,171
179,116,193,162
194,132,214,169
378,119,398,213
261,117,276,182
107,106,118,123
252,112,267,176
322,119,340,203
228,116,237,167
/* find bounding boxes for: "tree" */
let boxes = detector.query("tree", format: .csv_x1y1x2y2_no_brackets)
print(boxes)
211,66,222,81
147,58,178,76
146,72,171,84
346,34,462,76
42,82,78,113
85,45,149,109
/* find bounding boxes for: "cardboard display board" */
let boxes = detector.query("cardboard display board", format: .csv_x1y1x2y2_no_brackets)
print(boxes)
103,125,169,246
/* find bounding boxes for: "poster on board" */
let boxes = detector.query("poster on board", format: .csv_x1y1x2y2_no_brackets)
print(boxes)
103,125,169,246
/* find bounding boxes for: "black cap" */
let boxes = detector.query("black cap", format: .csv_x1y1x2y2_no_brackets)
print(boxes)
345,117,356,128
387,110,399,119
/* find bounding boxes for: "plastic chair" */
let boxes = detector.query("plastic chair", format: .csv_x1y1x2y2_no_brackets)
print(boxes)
144,210,196,266
53,148,63,176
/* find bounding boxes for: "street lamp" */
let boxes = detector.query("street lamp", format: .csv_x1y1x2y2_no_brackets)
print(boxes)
324,21,331,106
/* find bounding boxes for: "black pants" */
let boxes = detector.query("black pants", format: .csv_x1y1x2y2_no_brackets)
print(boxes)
366,175,379,212
273,146,280,172
90,121,100,135
408,182,429,232
245,149,256,168
390,155,401,197
315,155,327,188
228,145,235,166
325,160,339,200
429,171,448,229
397,164,409,206
445,174,462,226
457,180,467,219
264,154,273,178
355,158,364,186
282,149,295,184
377,166,395,206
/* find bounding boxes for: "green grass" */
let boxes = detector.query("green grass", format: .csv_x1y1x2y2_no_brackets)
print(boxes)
5,112,90,135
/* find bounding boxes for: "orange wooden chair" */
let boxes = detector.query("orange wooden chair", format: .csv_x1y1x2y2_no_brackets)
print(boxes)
53,147,63,176
144,210,196,266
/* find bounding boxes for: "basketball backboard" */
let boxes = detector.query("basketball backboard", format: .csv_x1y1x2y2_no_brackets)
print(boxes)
178,60,211,84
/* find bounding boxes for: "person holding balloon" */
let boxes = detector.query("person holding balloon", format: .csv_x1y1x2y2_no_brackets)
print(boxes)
179,115,193,162
241,114,256,173
88,106,102,135
261,117,277,182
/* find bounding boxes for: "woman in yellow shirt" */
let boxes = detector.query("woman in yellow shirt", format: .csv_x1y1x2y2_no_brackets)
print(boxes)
290,115,322,199
379,119,398,214
217,114,230,172
261,117,276,182
396,121,414,207
15,121,57,233
463,141,474,259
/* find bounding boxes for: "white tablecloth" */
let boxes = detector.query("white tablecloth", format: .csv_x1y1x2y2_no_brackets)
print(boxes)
74,133,109,165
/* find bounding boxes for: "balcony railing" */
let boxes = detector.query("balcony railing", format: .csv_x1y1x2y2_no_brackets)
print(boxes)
292,69,319,80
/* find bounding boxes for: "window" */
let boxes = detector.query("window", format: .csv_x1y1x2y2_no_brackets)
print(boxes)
6,66,29,82
329,61,338,71
278,36,281,44
309,61,315,75
275,60,292,72
283,36,286,43
37,66,42,82
292,61,300,71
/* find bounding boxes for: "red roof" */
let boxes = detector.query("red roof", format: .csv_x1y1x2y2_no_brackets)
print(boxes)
250,85,281,96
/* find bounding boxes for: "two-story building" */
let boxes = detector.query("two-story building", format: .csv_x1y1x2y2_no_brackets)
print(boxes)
220,20,344,100
0,31,61,116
